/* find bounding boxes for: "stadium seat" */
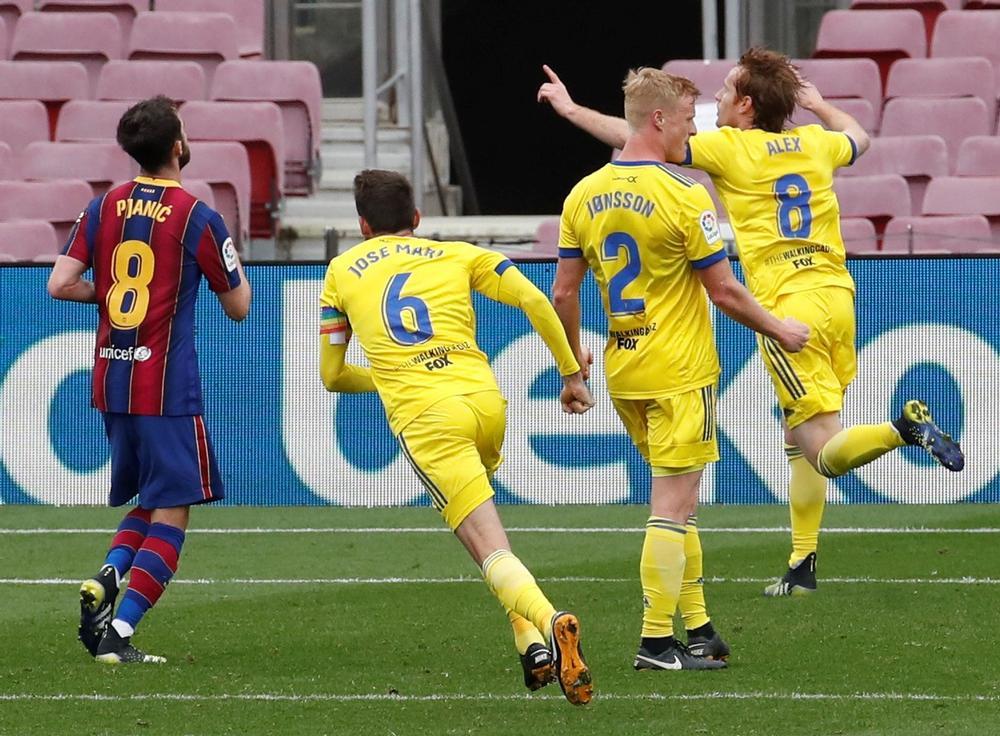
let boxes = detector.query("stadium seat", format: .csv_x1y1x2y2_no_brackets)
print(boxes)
10,12,124,94
0,16,7,60
0,141,14,179
840,135,948,212
849,0,961,44
96,60,206,102
840,216,880,253
883,214,995,252
0,1,31,34
534,218,559,253
955,136,1000,177
20,141,136,194
0,61,90,136
885,57,996,122
127,11,238,85
182,179,215,210
793,58,882,118
879,97,991,172
0,100,51,150
964,0,1000,7
834,174,912,235
922,176,1000,237
0,220,60,261
660,59,734,105
791,98,877,134
55,99,131,141
931,11,1000,98
813,9,926,89
211,61,323,195
36,0,146,37
0,179,94,243
182,141,251,250
180,100,284,238
155,0,263,59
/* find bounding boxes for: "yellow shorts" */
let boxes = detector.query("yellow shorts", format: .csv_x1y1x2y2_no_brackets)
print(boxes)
758,286,857,429
611,384,719,472
396,390,505,531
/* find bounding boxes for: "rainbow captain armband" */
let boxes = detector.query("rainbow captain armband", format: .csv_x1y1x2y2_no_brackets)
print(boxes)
320,306,349,344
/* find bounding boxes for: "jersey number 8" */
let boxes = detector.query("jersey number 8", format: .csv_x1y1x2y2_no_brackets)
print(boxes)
106,239,155,330
774,173,813,239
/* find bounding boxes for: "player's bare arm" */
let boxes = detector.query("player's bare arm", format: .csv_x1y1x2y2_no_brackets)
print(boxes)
695,257,810,353
538,64,630,150
796,74,871,157
551,255,594,380
217,255,252,322
47,255,96,303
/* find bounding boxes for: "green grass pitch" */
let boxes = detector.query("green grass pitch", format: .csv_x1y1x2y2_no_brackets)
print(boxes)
2,503,998,735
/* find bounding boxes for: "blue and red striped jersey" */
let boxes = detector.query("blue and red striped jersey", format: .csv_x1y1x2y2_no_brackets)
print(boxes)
63,176,241,416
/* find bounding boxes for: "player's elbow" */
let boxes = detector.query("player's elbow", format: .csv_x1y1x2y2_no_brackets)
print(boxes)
706,277,742,314
47,273,71,300
552,284,578,310
852,129,872,158
220,285,251,322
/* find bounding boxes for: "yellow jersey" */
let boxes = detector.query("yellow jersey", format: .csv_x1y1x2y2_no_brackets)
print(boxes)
686,125,857,308
320,235,579,434
559,160,727,399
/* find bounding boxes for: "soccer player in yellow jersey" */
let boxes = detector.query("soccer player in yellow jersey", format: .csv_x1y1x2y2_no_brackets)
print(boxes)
539,48,965,597
319,170,595,705
553,68,810,670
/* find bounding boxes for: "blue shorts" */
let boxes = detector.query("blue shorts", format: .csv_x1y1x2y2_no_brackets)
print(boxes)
102,413,225,509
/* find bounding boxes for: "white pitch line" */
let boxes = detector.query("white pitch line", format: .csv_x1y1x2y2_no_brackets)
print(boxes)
3,575,999,586
2,526,1000,535
0,691,997,704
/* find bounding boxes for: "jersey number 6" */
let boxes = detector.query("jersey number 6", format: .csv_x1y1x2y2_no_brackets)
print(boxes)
382,272,434,345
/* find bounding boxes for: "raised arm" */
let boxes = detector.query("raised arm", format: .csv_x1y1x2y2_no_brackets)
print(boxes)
696,257,810,353
797,76,871,158
537,64,630,150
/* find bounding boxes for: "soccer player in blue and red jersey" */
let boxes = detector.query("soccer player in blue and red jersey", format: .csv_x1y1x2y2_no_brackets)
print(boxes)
48,95,251,663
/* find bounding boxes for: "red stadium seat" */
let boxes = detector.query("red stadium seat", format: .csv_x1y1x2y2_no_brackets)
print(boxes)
182,141,251,250
55,99,131,141
922,176,1000,237
0,1,31,34
0,16,7,60
834,174,912,235
0,220,60,261
0,179,94,243
211,61,323,195
840,216,880,253
533,218,560,255
96,60,206,102
791,98,877,134
849,0,961,44
10,12,124,94
955,136,1000,177
155,0,263,59
964,0,1000,7
180,100,284,238
36,0,146,36
0,61,90,136
931,11,1000,99
127,11,238,85
884,214,996,252
813,9,926,89
879,97,991,172
793,58,882,118
660,59,734,105
182,179,215,210
0,141,14,179
885,57,996,122
0,100,50,150
20,141,136,194
840,135,948,212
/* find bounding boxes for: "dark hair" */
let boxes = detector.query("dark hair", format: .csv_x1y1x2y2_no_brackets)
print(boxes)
736,47,802,133
116,95,182,171
353,169,416,234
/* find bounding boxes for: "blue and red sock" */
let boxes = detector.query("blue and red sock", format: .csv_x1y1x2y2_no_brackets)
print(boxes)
113,522,185,633
104,507,152,580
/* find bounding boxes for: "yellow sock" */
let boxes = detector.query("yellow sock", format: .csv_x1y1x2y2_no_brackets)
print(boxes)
481,549,557,639
815,423,906,478
640,516,687,638
787,445,827,568
507,609,545,655
679,514,710,632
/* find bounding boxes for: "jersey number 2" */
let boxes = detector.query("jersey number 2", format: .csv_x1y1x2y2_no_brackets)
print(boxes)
603,232,645,315
106,239,155,330
382,272,434,345
774,173,812,238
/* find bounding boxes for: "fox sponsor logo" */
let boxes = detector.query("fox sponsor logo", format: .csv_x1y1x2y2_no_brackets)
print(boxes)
424,353,453,371
98,345,152,362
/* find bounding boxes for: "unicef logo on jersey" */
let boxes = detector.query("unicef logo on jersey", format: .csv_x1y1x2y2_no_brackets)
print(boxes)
98,345,152,362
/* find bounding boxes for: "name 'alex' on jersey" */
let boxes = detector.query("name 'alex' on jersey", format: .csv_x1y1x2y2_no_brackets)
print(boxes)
62,177,241,416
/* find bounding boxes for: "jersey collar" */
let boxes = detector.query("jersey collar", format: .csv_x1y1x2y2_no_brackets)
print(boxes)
133,176,182,188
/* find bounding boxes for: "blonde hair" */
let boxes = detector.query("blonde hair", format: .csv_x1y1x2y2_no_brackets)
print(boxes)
622,68,700,129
